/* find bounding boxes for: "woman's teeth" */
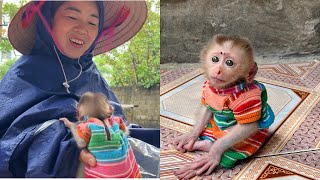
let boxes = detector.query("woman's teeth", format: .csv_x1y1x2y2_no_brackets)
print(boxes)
70,38,84,45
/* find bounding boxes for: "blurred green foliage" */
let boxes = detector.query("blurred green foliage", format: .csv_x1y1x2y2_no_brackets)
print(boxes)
0,58,16,79
93,0,160,88
0,0,160,87
0,1,25,80
0,37,13,53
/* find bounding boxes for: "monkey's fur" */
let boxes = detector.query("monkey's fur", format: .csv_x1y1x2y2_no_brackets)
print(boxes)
200,34,257,89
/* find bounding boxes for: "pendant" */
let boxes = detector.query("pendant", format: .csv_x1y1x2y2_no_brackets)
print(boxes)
63,82,70,93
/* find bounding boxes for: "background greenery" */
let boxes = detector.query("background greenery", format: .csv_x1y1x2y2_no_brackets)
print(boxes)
0,0,160,89
94,0,160,88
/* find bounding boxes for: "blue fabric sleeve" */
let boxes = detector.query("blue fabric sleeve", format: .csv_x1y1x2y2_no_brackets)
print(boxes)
258,104,275,129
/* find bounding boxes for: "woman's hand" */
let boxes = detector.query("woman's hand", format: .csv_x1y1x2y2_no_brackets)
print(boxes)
80,148,97,167
172,133,198,152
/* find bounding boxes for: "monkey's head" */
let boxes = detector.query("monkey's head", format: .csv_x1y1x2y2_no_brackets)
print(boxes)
200,34,257,89
77,92,114,121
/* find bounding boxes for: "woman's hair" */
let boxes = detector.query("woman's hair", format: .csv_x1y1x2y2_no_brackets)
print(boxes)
51,1,65,19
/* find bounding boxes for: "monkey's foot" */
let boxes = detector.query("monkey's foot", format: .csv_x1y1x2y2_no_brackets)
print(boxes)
191,140,213,152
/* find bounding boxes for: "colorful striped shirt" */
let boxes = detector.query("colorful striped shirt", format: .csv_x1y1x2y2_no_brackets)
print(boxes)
200,80,274,168
77,117,141,178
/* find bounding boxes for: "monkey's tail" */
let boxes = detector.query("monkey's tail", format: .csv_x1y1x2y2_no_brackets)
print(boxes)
101,119,111,141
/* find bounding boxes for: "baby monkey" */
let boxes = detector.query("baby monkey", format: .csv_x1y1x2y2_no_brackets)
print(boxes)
173,34,274,179
60,92,141,178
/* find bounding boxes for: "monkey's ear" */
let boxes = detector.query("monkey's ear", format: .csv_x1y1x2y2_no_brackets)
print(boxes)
106,105,114,118
247,62,258,83
109,105,114,112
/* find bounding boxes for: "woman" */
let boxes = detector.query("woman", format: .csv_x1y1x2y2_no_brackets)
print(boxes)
0,1,154,177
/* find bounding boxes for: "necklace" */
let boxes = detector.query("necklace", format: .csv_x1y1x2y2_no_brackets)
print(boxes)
53,45,83,93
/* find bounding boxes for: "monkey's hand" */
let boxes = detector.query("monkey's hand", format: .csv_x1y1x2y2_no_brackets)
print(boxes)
59,117,75,129
172,133,198,152
172,106,212,152
175,146,223,179
195,145,224,176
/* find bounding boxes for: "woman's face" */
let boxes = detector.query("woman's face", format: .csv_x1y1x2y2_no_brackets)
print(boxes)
52,1,99,59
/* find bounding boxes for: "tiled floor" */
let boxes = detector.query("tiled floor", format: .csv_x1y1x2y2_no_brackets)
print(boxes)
160,60,320,180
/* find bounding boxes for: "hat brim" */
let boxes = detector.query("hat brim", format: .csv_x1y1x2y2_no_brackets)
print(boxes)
8,1,148,56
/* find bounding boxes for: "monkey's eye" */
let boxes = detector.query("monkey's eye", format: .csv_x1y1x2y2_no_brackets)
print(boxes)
225,59,234,67
212,56,219,62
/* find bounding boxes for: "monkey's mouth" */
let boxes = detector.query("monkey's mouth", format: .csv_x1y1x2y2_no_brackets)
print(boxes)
211,77,225,83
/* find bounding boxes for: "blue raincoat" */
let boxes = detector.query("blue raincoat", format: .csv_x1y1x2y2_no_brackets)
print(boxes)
0,1,159,177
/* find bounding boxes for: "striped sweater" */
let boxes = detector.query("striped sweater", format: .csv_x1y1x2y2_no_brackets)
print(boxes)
77,117,141,178
200,80,274,168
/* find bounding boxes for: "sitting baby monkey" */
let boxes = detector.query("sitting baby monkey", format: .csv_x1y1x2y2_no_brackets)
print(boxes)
173,34,274,179
60,92,141,178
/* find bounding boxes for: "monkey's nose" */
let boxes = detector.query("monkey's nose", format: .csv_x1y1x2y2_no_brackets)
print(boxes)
216,69,222,75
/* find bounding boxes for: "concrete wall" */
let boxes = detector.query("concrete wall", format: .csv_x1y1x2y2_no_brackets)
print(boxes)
161,0,320,63
112,85,160,128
